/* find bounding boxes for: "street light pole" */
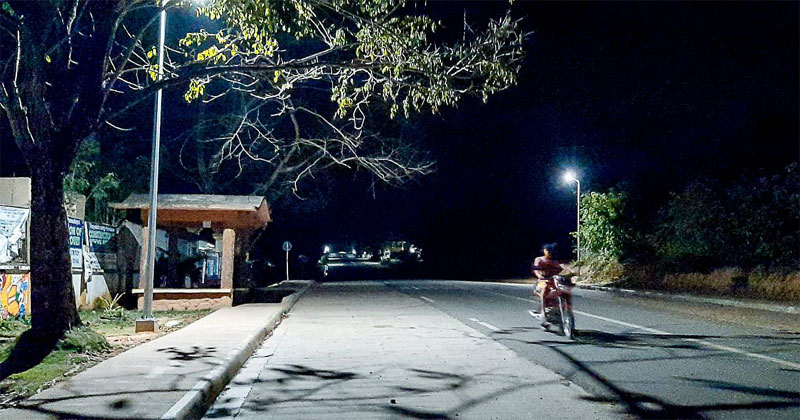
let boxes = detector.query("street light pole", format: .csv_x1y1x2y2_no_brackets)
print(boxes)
575,178,581,263
562,171,581,263
141,1,167,325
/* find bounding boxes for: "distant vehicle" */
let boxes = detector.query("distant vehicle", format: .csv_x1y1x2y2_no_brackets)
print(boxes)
380,240,423,264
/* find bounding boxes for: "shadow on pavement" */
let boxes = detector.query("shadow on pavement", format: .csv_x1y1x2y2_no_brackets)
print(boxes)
205,363,568,420
489,327,800,420
157,345,218,361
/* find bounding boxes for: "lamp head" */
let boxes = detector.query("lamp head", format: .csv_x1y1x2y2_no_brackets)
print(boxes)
562,170,578,183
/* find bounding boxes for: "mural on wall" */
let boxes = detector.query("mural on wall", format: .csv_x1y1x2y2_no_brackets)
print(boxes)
1,273,30,320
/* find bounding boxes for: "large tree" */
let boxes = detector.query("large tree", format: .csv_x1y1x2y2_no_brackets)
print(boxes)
0,0,524,374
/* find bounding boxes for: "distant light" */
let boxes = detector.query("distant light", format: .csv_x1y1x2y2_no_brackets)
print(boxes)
323,245,330,253
563,170,578,183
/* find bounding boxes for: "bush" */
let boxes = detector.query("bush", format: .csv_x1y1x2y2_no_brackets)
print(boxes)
663,267,743,295
747,270,800,302
577,254,624,284
574,190,631,260
57,327,111,353
653,163,799,270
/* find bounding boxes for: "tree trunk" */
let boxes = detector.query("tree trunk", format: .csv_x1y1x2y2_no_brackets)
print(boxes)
0,161,81,380
28,164,81,335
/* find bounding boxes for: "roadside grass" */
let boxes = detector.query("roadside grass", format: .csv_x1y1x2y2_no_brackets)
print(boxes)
617,265,800,303
0,308,212,405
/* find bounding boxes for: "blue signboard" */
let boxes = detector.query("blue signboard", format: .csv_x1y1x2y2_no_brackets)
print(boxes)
205,252,220,280
87,223,116,253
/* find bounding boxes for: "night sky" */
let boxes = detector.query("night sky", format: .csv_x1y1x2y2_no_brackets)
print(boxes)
267,1,799,278
2,1,797,279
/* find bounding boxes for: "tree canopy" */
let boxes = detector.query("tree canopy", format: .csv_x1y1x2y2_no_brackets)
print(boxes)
0,0,526,376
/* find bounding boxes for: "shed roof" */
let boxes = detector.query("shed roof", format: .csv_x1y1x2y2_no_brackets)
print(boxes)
110,194,266,212
110,194,271,230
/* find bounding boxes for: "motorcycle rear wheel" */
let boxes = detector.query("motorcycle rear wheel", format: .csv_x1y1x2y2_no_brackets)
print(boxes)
558,296,576,339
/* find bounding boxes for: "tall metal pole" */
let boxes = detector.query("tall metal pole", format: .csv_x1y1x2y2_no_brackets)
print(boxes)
143,3,167,320
575,179,581,263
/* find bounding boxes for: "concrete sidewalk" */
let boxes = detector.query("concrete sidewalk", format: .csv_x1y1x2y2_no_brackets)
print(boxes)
1,281,311,420
205,281,622,419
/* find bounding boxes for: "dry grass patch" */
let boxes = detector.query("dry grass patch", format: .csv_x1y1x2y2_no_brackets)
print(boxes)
748,271,800,302
663,267,744,295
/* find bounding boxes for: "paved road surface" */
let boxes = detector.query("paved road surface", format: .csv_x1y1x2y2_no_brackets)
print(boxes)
207,280,799,419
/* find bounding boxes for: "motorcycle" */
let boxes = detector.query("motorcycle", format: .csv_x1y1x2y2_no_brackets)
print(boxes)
529,274,576,338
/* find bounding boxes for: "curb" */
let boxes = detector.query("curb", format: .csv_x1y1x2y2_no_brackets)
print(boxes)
162,281,313,420
577,283,799,315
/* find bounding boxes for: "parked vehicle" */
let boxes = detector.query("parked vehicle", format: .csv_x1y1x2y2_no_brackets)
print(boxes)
529,274,576,338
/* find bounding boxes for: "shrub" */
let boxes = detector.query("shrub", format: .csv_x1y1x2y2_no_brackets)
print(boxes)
747,270,800,302
574,190,631,260
618,263,667,290
577,254,624,284
95,293,128,320
663,267,743,295
57,327,110,353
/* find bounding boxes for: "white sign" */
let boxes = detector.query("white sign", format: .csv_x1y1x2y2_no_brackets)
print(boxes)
282,241,292,252
67,217,84,269
0,206,29,264
83,249,102,271
69,249,83,269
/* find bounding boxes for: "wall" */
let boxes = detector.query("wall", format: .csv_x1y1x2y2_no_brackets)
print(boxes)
0,273,30,320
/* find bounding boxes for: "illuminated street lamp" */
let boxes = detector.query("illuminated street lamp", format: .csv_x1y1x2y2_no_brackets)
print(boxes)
562,170,581,263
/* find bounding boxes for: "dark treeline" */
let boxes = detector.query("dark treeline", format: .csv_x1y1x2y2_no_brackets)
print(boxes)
578,163,799,280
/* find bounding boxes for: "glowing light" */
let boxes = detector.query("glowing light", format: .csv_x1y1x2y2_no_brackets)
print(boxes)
562,170,578,183
323,245,330,253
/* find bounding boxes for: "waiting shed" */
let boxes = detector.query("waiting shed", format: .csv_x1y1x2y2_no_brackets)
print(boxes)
110,194,271,310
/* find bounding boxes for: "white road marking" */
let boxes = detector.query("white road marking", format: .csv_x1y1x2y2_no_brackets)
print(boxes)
483,289,800,370
573,310,669,335
469,317,501,332
420,296,435,303
574,310,800,370
684,338,800,370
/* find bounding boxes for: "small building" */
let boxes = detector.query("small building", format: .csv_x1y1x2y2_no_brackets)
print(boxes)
110,194,271,311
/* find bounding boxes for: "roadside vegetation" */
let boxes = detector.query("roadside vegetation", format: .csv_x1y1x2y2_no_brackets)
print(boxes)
0,308,211,405
574,163,799,302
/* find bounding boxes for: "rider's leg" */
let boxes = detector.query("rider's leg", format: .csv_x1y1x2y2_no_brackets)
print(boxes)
539,293,549,328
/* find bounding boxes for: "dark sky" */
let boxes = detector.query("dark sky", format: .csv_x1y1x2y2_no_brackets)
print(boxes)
269,1,799,278
2,1,797,278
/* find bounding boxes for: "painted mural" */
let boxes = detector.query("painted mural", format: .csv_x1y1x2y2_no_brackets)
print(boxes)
1,273,30,320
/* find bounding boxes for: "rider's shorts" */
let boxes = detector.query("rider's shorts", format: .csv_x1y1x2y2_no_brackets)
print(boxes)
536,279,548,296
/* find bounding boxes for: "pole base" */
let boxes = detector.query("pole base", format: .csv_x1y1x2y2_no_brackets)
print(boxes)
135,318,159,333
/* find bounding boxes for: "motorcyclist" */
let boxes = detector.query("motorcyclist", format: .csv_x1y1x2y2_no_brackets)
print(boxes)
531,243,562,328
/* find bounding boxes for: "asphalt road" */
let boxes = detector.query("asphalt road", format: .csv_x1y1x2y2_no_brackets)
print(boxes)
385,280,800,420
208,279,799,419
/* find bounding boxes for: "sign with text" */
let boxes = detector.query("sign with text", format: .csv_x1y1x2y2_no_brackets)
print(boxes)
67,217,84,269
87,223,116,253
0,206,29,265
205,252,220,280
